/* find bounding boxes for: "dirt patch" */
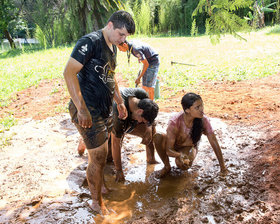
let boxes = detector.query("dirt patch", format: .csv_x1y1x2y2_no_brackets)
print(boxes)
0,73,279,223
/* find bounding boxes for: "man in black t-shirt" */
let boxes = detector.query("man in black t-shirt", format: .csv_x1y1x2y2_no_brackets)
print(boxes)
77,88,159,182
111,88,159,182
63,11,135,214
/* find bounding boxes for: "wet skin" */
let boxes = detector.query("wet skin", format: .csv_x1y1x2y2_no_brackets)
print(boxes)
154,99,227,178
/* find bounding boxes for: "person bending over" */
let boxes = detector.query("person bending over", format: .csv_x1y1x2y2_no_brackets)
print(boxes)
117,40,160,100
78,88,159,182
153,92,227,178
111,87,159,182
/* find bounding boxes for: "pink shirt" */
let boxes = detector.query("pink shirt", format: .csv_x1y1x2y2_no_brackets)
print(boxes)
167,111,213,147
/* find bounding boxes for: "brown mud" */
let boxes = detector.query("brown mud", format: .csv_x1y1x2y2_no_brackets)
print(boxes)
0,73,280,223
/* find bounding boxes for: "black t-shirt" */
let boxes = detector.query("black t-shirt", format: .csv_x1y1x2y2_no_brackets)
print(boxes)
112,88,149,138
71,30,117,118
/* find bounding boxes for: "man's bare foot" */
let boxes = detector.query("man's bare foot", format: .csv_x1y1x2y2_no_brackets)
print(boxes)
155,166,171,178
147,158,160,164
77,138,86,156
88,200,109,215
115,170,125,182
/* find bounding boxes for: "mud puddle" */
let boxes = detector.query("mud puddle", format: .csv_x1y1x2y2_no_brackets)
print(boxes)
0,113,278,223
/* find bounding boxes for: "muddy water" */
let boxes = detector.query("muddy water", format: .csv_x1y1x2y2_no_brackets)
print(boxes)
0,113,275,223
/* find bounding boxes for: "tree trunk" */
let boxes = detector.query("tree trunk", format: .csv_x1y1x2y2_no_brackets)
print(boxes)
4,29,16,49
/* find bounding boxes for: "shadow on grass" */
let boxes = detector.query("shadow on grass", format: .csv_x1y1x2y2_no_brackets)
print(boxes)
0,45,45,59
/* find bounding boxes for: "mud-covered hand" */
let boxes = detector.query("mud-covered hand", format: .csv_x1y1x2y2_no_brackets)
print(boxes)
117,103,128,120
77,108,92,128
115,170,125,182
220,166,228,176
135,77,141,86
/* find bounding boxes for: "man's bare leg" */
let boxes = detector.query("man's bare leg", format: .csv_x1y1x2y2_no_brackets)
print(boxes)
143,86,155,100
153,133,171,177
133,123,158,164
86,141,109,214
145,142,158,164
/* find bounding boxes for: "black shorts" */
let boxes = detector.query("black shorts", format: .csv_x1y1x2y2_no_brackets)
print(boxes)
68,100,113,149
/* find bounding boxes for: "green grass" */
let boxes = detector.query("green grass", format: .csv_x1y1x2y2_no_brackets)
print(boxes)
118,28,280,96
1,26,280,108
0,116,17,148
0,46,72,107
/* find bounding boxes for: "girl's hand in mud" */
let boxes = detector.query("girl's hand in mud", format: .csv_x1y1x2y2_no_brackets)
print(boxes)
115,170,125,182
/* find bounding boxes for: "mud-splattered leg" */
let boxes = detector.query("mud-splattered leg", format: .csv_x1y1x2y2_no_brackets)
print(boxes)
153,133,171,177
86,141,108,214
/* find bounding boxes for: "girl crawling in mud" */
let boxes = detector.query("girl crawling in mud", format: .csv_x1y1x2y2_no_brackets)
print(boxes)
153,92,228,177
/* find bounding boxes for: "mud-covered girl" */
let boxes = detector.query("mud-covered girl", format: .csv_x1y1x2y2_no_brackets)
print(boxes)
153,92,228,177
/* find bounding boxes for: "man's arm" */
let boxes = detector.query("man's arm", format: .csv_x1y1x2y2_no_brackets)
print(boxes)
63,57,92,128
207,133,227,173
135,59,149,86
111,132,125,182
113,75,127,120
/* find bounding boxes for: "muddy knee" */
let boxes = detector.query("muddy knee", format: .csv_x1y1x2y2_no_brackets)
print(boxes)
153,133,166,149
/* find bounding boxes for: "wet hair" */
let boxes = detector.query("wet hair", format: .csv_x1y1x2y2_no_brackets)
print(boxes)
181,92,203,147
108,10,135,34
138,98,159,126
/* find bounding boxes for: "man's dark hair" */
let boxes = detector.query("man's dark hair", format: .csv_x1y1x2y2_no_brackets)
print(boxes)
108,10,135,34
181,92,203,147
138,98,159,125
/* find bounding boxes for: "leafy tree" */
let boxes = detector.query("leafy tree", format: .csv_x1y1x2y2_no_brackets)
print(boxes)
66,0,123,39
0,0,19,48
193,0,253,43
21,0,66,47
251,0,277,28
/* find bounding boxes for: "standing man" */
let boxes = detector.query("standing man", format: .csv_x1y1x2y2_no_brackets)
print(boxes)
117,40,160,100
63,10,135,214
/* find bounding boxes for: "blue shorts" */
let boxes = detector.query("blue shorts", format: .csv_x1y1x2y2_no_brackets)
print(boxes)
142,63,159,88
68,100,113,149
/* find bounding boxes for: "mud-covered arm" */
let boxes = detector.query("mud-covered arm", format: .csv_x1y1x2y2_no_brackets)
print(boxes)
166,125,181,158
111,132,125,182
63,57,92,128
207,133,227,173
135,59,149,86
114,76,127,120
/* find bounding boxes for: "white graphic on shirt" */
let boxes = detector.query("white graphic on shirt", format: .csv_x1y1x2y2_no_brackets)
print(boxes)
78,44,88,55
81,44,88,52
94,62,114,84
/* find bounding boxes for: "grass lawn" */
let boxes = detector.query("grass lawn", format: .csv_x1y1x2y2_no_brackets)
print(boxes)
0,26,279,119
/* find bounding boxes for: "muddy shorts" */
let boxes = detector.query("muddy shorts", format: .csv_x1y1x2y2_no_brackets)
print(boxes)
142,63,159,88
68,100,113,149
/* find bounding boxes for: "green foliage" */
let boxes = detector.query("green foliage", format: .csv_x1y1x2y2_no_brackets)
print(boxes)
193,0,253,43
191,19,198,36
0,115,17,148
0,116,17,133
266,24,280,34
66,0,122,38
134,0,151,35
35,25,47,49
